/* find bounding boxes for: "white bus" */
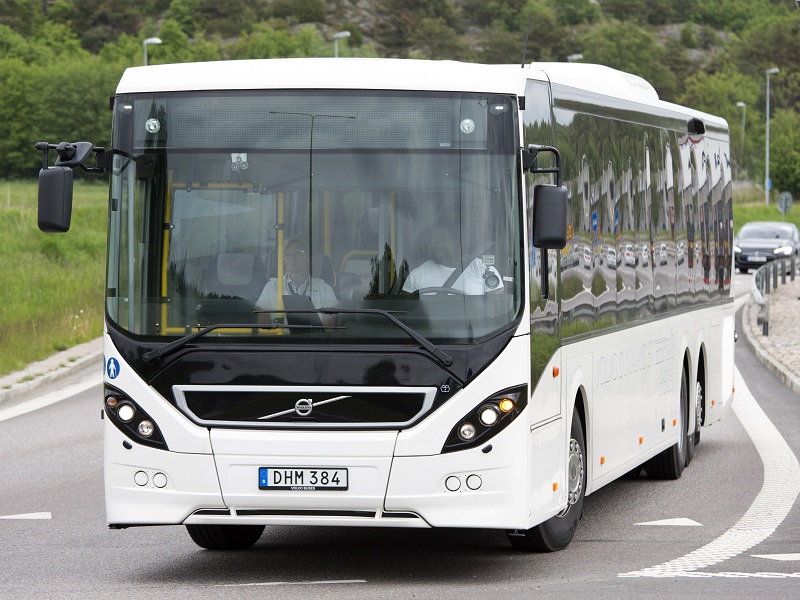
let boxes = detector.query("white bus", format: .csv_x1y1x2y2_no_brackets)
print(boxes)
36,58,735,552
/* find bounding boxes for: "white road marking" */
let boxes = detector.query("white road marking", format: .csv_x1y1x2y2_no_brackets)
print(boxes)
636,518,702,527
0,373,102,422
220,580,367,587
752,554,800,561
0,512,52,520
619,367,800,578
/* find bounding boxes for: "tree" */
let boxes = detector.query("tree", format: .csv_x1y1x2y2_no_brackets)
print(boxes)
769,109,800,198
581,19,677,100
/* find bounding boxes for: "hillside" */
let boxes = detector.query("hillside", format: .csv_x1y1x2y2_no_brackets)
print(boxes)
0,0,799,195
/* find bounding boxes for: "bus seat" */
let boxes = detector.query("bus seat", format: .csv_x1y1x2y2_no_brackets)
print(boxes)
201,252,266,303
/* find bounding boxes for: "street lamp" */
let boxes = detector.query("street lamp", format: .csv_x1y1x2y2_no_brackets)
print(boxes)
333,31,350,58
143,37,162,66
736,101,746,180
765,67,779,205
567,53,583,62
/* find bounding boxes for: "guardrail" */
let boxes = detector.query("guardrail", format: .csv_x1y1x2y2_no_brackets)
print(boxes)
750,257,797,336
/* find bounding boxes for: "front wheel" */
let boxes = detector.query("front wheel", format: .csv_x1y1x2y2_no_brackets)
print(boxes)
186,524,265,550
506,409,586,552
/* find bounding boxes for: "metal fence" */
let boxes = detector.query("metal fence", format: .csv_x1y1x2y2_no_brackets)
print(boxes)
750,257,797,336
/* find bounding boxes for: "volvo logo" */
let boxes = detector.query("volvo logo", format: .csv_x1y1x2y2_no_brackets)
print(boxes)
294,398,313,417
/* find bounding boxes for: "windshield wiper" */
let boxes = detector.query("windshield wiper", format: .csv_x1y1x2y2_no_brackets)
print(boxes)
141,322,341,365
142,308,454,369
284,307,454,367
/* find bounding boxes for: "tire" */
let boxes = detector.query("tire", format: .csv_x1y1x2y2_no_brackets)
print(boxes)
739,267,748,274
506,410,586,552
645,369,688,480
186,524,265,550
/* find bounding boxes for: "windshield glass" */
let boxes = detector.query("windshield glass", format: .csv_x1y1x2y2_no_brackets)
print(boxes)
106,90,522,344
739,225,792,239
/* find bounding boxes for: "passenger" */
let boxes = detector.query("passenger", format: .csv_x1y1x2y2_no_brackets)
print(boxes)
256,237,337,325
401,221,503,295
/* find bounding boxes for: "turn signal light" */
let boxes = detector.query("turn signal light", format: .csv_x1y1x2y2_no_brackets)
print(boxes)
498,398,515,413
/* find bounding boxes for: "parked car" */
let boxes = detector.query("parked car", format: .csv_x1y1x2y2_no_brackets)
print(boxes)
607,247,617,270
734,221,800,274
677,242,685,265
583,246,592,269
659,242,668,266
622,243,637,267
641,244,649,267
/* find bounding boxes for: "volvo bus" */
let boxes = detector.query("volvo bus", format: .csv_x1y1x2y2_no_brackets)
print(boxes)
36,58,735,552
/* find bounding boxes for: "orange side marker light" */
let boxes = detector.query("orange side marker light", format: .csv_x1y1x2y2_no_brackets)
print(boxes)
553,482,558,492
552,366,560,378
600,456,606,465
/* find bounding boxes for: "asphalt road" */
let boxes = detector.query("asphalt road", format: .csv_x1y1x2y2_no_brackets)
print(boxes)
0,272,798,599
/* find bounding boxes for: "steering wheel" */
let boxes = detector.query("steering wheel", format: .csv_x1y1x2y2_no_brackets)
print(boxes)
415,286,466,296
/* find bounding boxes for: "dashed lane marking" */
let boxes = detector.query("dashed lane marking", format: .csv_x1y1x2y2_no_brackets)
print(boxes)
636,518,703,527
220,580,367,587
619,367,800,578
0,512,52,520
752,554,800,561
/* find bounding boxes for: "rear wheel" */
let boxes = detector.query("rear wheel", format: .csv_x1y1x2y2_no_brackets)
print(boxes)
507,410,586,552
645,369,688,479
186,524,265,550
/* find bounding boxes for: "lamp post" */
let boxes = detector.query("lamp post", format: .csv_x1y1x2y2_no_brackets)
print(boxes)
143,37,162,66
736,101,746,180
333,31,351,58
567,53,583,62
765,67,779,205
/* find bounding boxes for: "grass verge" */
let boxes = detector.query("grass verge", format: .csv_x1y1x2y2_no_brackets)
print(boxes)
0,179,106,376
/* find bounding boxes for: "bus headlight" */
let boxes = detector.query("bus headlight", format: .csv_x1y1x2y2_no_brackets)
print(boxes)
104,385,168,450
479,406,499,426
117,403,135,423
443,385,528,453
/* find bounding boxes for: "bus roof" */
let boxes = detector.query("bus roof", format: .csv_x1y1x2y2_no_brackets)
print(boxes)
116,58,726,129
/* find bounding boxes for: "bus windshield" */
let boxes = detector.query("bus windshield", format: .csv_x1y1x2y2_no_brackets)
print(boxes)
106,90,522,345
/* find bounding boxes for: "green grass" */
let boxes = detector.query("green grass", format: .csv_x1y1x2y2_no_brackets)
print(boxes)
0,179,107,377
733,185,800,235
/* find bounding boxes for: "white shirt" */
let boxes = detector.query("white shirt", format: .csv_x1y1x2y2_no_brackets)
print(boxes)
255,274,338,311
402,259,503,295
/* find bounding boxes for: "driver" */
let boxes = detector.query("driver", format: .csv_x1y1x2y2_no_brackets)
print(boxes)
401,221,503,295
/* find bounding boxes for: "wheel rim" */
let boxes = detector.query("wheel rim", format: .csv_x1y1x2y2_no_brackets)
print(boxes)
557,437,584,518
695,381,703,432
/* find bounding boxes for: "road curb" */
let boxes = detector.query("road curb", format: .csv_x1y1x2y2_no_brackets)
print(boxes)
0,338,104,407
741,300,800,397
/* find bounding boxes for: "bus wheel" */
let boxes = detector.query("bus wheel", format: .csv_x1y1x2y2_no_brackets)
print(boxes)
506,410,585,552
646,370,688,479
694,379,703,446
186,524,265,550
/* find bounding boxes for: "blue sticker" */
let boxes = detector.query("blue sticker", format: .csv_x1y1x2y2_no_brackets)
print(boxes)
106,357,120,379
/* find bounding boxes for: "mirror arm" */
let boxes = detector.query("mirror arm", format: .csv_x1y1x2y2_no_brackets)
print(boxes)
35,141,108,174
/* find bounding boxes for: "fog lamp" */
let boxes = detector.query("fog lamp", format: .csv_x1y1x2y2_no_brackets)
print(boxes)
138,420,155,438
459,422,477,441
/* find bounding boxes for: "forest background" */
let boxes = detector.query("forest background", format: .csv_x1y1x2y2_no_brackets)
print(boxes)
1,0,800,193
1,0,799,376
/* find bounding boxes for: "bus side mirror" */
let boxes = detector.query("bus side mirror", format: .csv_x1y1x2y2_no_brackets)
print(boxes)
533,184,568,250
38,166,73,233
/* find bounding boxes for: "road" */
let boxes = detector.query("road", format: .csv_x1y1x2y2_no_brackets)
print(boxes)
0,272,798,599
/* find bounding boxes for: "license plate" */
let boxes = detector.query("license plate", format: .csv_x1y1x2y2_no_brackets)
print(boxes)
258,467,349,491
748,256,767,263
